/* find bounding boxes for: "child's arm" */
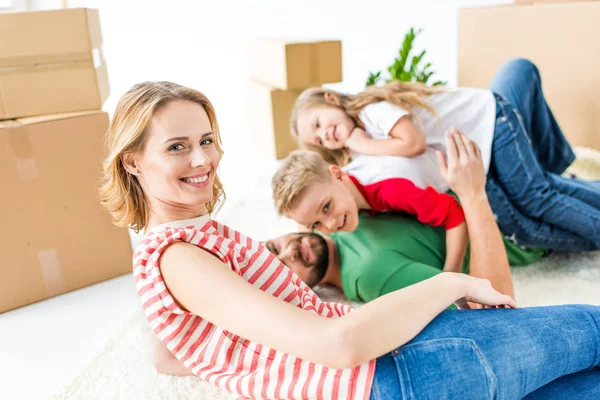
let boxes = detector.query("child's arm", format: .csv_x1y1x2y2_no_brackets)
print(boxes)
346,116,426,157
443,222,468,273
362,178,466,231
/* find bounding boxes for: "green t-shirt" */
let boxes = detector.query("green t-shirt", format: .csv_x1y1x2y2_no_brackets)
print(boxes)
331,213,546,303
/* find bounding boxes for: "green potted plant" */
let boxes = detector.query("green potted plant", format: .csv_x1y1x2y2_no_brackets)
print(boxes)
366,28,446,87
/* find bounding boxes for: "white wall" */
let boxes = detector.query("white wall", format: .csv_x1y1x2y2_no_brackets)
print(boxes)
25,0,511,203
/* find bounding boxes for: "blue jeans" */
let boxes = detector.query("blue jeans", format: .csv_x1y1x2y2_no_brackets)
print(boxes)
486,58,600,251
370,305,600,399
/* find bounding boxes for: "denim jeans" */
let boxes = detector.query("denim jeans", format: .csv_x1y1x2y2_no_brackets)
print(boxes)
486,58,600,250
369,305,600,400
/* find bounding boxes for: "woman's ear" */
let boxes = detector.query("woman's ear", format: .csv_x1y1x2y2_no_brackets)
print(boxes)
121,153,141,176
328,164,346,181
323,92,341,106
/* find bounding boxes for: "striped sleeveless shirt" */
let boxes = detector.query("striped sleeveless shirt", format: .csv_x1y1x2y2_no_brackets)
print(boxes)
133,214,375,399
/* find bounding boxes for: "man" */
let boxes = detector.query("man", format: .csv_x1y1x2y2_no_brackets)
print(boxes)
265,213,545,303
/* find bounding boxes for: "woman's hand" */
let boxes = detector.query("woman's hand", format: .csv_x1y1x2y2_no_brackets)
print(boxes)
451,273,517,310
437,127,487,200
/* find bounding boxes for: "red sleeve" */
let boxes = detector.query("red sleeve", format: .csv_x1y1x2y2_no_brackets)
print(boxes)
349,176,465,230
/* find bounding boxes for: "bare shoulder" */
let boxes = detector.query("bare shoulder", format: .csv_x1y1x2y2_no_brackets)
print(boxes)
159,241,229,292
160,240,222,266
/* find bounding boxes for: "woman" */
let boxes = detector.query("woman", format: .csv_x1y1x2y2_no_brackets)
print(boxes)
99,81,600,399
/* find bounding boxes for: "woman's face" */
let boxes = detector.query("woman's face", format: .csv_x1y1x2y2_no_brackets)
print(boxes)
127,100,221,216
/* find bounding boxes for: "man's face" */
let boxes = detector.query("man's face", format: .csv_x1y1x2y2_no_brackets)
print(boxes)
265,232,329,287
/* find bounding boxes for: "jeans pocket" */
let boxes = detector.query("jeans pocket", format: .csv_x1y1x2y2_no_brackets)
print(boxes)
392,338,497,400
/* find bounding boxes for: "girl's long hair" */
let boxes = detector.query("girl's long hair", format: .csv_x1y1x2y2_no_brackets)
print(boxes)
291,81,442,166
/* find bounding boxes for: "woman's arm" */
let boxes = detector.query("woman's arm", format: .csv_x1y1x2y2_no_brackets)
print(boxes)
160,243,514,370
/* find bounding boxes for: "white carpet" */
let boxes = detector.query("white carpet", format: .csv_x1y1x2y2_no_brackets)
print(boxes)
51,148,600,400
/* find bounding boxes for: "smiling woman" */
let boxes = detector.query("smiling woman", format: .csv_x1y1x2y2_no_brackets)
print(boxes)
98,81,225,233
97,81,600,400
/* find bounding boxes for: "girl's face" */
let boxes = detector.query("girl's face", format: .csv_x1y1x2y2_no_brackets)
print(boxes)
124,100,221,218
296,105,356,150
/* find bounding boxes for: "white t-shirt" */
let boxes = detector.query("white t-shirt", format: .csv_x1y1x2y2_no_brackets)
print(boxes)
351,88,496,192
344,149,449,192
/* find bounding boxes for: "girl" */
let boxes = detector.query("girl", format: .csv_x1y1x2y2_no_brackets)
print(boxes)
99,81,600,399
291,58,600,251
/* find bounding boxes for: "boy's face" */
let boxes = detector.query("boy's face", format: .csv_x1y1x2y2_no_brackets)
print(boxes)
286,169,359,234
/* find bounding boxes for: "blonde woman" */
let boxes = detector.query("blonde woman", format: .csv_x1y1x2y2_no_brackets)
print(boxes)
99,81,600,399
291,59,600,252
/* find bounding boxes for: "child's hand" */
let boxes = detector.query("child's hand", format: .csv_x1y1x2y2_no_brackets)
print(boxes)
345,127,370,150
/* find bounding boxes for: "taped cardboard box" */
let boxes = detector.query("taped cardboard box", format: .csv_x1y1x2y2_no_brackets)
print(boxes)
515,0,598,4
247,80,301,160
249,39,342,90
458,1,600,150
0,111,132,313
0,8,110,120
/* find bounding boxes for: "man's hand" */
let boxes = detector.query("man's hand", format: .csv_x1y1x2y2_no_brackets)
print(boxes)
438,128,515,300
437,127,486,200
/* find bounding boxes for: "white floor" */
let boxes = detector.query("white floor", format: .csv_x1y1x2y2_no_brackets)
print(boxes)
0,274,139,400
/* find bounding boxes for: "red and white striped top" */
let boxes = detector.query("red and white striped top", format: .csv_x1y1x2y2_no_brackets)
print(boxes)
133,215,376,400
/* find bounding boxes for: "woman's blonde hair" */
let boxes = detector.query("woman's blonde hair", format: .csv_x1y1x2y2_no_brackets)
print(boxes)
290,81,442,166
98,81,225,232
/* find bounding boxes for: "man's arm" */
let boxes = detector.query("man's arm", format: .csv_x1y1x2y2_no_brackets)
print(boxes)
437,129,514,298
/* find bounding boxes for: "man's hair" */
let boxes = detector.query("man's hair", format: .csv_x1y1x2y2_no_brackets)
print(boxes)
272,150,332,215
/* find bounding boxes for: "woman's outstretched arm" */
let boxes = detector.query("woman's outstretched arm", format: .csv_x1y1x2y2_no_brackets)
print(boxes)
160,244,513,370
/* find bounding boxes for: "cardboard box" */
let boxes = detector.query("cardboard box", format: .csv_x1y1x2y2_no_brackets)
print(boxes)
248,39,342,90
247,81,301,159
458,2,600,150
0,111,132,313
515,0,598,4
0,8,109,120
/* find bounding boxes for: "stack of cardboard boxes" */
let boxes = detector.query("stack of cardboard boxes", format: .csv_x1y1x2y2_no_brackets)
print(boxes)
458,0,600,150
0,9,132,313
247,39,343,160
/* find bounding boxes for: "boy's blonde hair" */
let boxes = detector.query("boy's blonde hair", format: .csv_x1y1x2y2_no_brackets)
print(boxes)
272,150,332,215
98,81,225,232
290,81,442,166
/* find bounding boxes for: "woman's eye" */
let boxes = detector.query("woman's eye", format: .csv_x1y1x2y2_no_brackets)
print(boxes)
323,201,331,213
168,143,185,151
201,138,214,146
